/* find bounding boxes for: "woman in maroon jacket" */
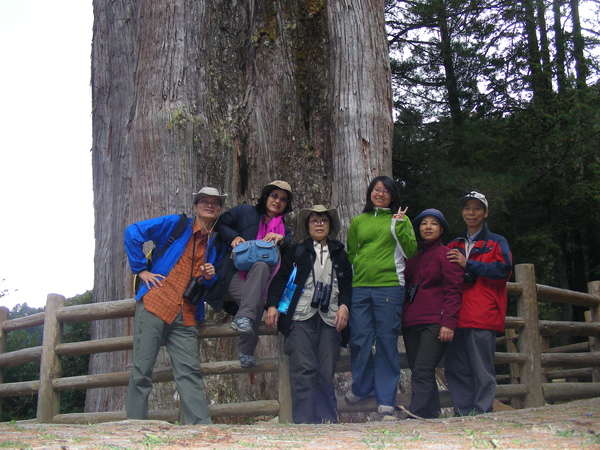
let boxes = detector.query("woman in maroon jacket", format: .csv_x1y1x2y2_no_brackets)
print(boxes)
402,208,463,418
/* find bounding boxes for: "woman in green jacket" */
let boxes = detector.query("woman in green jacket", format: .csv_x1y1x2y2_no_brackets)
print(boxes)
344,176,417,419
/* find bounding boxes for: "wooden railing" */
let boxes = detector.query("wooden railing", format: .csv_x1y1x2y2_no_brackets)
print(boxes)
1,263,599,423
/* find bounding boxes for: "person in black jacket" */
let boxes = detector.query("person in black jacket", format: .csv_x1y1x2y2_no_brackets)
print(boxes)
208,180,293,368
265,205,352,423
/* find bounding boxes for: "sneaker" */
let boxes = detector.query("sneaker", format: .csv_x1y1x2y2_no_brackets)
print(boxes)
239,353,256,368
345,391,365,403
230,316,254,334
378,405,396,420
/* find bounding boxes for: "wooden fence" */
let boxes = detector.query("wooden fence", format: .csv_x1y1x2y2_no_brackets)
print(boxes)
1,263,599,424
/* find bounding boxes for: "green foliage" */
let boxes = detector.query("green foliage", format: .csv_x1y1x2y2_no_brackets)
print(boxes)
389,0,600,305
61,291,92,415
1,291,92,421
394,86,600,298
1,302,45,421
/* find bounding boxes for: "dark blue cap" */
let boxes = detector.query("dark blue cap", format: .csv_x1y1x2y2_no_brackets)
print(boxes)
412,208,450,236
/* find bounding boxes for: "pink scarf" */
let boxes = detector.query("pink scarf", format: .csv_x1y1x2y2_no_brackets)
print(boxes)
257,214,285,240
239,215,285,287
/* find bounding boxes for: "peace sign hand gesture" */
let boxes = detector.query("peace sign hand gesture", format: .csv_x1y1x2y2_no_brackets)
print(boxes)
392,206,408,220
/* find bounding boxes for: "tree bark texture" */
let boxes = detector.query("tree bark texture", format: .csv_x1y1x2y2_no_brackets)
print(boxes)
90,0,392,412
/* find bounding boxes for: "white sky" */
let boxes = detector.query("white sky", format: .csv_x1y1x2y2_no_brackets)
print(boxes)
0,0,94,310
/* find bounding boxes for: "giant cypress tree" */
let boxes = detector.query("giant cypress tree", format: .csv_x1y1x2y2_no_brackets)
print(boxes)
88,0,392,413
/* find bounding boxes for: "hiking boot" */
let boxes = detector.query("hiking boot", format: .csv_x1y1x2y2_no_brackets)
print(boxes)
239,353,256,368
230,316,254,334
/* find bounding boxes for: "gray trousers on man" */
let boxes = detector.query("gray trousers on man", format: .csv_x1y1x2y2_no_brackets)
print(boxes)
126,302,211,424
444,328,497,415
228,261,272,356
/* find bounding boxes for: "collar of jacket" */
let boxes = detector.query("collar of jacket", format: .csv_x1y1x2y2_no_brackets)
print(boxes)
372,207,391,217
302,237,344,254
460,222,491,241
419,237,443,252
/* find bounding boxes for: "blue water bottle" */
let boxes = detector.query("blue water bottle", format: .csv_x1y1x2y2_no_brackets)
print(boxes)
277,266,297,314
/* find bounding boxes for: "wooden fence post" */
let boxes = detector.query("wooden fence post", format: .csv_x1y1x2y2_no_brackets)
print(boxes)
277,334,292,423
514,264,545,407
504,328,522,409
37,294,65,423
0,306,8,419
587,281,600,383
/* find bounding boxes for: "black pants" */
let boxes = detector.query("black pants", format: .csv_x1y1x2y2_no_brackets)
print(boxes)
403,324,448,418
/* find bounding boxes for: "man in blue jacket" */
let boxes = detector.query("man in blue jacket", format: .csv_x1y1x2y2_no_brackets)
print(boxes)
124,187,227,424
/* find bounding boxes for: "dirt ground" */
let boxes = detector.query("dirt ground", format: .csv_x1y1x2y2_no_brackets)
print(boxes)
1,397,599,449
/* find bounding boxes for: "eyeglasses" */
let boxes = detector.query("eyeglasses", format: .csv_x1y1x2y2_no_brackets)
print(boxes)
269,192,289,203
197,199,221,207
309,219,329,226
373,187,390,195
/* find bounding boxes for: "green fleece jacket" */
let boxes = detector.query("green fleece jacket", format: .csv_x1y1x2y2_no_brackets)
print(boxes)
347,208,417,287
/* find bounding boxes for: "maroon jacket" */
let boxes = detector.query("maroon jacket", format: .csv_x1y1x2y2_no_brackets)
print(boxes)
402,238,463,329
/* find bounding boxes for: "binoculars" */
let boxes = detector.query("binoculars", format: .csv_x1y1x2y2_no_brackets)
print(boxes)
310,281,333,313
183,277,205,305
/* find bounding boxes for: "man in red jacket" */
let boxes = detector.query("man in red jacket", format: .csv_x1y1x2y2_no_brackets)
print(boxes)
446,191,512,415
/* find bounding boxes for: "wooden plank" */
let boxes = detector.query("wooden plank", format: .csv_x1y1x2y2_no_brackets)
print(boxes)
542,382,600,402
0,346,42,368
1,312,45,332
545,368,593,381
543,342,590,353
52,359,280,391
51,400,281,424
537,284,600,308
541,352,600,368
0,380,39,398
504,316,526,329
55,337,132,357
538,320,600,337
55,299,136,323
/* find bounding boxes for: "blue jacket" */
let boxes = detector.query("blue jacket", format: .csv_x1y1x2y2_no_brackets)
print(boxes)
124,214,225,307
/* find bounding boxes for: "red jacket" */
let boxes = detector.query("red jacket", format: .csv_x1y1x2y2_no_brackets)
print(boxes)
447,223,512,332
403,238,463,329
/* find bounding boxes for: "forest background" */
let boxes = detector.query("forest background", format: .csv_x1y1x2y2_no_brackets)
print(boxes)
1,0,599,421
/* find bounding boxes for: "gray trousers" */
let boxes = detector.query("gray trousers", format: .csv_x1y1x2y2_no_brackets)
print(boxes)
126,302,211,424
228,261,272,356
444,328,497,415
284,313,341,423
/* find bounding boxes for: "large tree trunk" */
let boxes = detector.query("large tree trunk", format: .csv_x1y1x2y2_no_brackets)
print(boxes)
88,0,392,413
521,0,550,109
552,0,567,94
569,0,587,89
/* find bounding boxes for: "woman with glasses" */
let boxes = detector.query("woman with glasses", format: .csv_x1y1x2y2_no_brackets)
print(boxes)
210,180,293,368
345,176,417,419
265,205,351,423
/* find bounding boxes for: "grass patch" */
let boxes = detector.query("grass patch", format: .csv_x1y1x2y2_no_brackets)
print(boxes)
139,434,171,448
0,442,28,449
